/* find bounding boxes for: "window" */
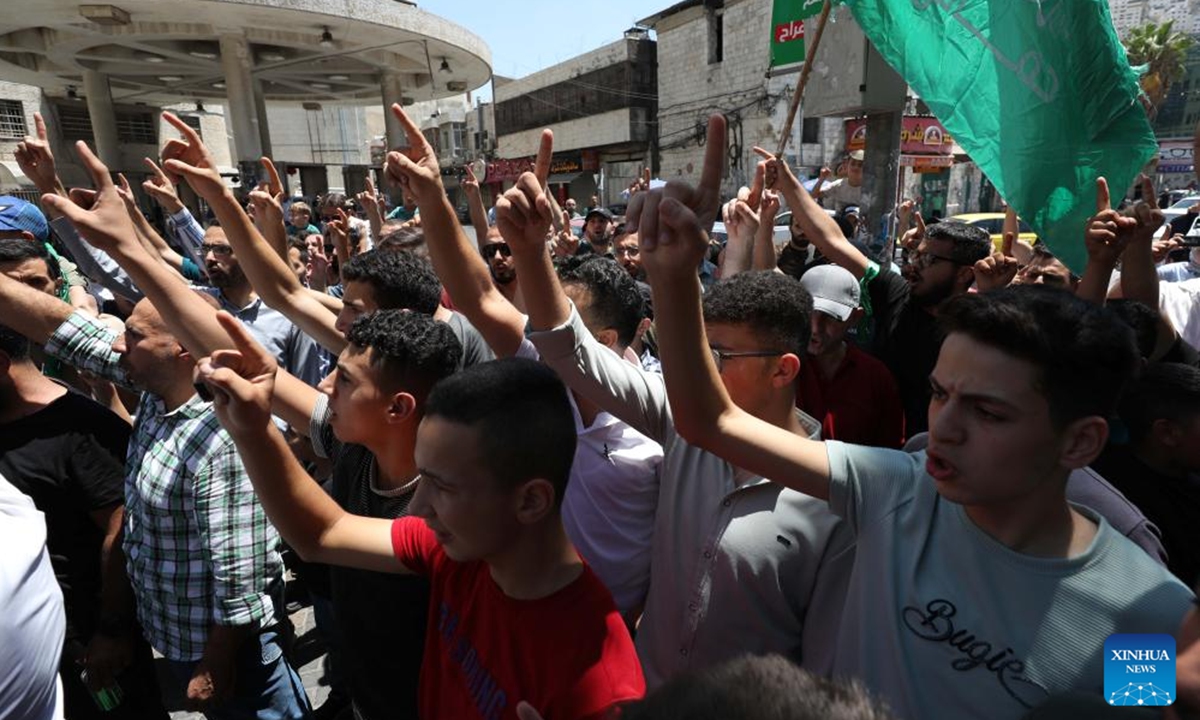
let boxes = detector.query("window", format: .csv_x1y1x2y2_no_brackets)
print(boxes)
116,112,156,144
179,114,203,139
451,123,467,153
58,105,95,143
801,117,820,144
0,100,26,139
707,7,724,64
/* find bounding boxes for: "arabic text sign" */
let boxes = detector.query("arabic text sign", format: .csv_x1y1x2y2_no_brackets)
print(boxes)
845,116,955,155
770,0,826,67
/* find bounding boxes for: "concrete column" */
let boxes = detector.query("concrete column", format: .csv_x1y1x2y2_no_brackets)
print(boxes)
82,70,120,169
218,33,264,184
861,110,902,261
252,78,273,158
380,70,407,151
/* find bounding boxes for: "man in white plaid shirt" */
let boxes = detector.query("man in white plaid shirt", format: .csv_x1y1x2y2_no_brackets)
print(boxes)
0,269,309,719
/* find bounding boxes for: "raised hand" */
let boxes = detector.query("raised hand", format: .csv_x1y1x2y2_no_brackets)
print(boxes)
640,195,711,281
901,210,926,251
161,112,226,199
141,157,185,214
197,312,279,435
41,142,139,255
628,114,726,240
461,164,480,198
383,104,443,202
14,112,65,197
724,197,760,243
1084,177,1135,267
1128,175,1165,246
248,157,286,230
356,175,380,215
1153,229,1183,263
494,130,555,254
973,231,1020,292
760,188,781,223
325,207,351,260
551,209,578,258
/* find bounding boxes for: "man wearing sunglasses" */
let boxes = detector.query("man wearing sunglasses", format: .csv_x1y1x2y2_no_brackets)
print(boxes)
197,225,323,387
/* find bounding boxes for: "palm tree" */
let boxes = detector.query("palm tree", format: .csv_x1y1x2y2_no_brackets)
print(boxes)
1123,21,1194,118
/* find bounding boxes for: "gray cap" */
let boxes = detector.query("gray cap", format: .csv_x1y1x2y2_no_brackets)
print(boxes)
800,264,861,321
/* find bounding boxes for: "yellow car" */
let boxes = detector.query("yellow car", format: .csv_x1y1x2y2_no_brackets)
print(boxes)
948,213,1039,252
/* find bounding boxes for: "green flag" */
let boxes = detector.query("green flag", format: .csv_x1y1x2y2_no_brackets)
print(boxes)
842,0,1156,271
771,0,826,67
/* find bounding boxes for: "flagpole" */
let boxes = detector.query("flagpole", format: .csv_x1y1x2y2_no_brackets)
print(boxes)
775,0,833,160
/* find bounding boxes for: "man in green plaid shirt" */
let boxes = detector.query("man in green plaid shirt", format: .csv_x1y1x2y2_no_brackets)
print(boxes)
0,268,309,719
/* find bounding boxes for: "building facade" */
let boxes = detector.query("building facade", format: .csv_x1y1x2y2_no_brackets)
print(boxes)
493,34,657,207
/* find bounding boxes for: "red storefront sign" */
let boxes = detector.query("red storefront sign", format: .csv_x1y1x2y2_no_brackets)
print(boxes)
845,117,955,156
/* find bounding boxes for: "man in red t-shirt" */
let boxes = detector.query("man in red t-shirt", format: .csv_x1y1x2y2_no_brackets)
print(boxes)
198,314,645,720
797,264,905,448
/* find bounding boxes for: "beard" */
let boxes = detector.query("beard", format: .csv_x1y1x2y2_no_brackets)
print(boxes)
910,274,958,307
491,267,516,286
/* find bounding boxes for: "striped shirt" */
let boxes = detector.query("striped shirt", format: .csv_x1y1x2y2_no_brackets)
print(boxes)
46,311,283,661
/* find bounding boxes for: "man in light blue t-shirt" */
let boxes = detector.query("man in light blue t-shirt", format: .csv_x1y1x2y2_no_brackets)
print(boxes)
636,153,1193,720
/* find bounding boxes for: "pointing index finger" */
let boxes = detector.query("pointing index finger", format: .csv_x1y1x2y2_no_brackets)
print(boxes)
698,114,728,202
1096,177,1111,213
1141,174,1158,210
34,112,47,141
261,157,283,196
389,104,432,156
1001,231,1015,258
74,141,114,192
534,129,553,187
162,111,202,146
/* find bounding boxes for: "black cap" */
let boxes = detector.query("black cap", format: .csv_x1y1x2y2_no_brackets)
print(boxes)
585,207,614,222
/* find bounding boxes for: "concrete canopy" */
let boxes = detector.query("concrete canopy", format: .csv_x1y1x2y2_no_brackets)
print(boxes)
0,0,492,104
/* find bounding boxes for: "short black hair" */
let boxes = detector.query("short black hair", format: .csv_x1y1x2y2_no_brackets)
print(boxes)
1119,362,1200,444
556,255,645,348
0,323,30,360
926,220,992,266
0,236,51,264
1106,299,1159,360
376,226,429,260
621,654,895,720
340,249,441,315
286,237,308,263
424,358,576,507
346,310,461,404
702,271,813,357
939,286,1140,426
0,237,59,282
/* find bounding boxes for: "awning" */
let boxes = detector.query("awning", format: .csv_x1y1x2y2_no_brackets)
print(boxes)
0,161,31,190
547,172,581,185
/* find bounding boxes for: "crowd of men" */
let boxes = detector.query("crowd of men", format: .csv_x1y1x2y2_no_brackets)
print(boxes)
1,94,1200,720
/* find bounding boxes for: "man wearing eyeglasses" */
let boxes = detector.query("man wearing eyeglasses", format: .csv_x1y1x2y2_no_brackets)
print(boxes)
197,224,323,387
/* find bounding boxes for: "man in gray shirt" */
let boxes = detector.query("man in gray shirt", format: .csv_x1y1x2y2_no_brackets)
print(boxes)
498,155,849,688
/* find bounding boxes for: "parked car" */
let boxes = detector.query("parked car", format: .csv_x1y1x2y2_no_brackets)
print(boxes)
1163,195,1200,226
949,213,1038,252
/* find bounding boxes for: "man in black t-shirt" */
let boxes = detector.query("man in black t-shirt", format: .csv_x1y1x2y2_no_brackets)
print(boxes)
0,324,168,720
1092,362,1200,585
